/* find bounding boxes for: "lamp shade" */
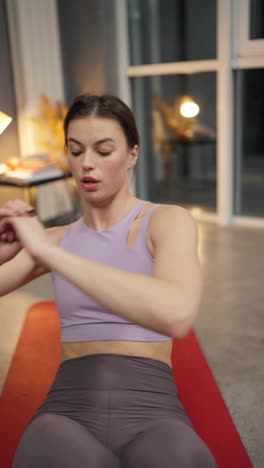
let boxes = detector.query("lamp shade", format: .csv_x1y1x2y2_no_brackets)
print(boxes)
0,111,12,136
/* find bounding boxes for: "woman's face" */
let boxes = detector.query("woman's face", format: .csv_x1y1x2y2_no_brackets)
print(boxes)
66,116,138,203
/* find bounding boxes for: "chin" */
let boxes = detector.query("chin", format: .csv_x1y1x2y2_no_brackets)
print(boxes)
81,190,106,204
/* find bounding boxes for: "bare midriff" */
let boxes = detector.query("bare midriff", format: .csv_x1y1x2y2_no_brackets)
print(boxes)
61,340,173,367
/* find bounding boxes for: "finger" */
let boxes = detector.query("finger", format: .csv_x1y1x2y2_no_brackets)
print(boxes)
0,220,9,234
14,199,35,214
0,226,17,241
1,232,10,242
1,205,21,217
4,201,18,211
8,229,16,243
2,200,34,216
0,208,15,218
0,218,13,234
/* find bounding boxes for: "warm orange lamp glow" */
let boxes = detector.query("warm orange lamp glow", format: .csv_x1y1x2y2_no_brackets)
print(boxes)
179,96,200,118
0,111,12,136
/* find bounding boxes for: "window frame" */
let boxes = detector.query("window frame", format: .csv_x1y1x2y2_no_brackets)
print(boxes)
115,0,264,226
234,0,264,59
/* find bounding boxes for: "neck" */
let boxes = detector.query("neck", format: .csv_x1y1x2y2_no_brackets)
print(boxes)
82,192,139,232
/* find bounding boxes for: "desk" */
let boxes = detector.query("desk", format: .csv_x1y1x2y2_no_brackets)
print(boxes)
0,173,74,219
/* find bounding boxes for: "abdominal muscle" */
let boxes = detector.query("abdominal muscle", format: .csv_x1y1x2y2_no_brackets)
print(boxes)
61,340,173,367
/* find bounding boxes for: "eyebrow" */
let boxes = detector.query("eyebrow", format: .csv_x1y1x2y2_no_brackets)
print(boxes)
67,137,82,145
67,137,116,145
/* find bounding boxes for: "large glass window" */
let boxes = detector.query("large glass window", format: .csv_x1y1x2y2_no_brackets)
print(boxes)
250,0,264,40
57,0,120,103
132,73,216,212
127,0,216,66
234,69,264,217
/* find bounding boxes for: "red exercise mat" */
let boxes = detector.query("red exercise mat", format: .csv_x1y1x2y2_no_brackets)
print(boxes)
0,301,252,467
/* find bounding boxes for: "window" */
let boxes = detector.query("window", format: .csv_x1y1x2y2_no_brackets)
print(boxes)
132,73,217,212
250,0,264,39
127,0,216,66
234,69,264,216
124,0,264,224
236,0,264,57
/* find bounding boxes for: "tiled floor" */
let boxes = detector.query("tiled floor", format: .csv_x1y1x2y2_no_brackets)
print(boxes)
0,221,263,467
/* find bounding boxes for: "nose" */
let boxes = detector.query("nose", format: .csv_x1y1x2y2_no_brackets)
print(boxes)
82,150,95,170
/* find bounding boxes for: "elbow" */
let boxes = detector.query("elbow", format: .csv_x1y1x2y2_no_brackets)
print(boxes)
166,291,202,339
166,308,199,340
168,320,193,339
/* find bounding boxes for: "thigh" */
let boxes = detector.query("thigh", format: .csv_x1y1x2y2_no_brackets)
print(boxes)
13,413,120,468
121,419,216,468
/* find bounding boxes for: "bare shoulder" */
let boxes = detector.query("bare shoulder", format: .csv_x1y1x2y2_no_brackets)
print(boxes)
148,204,198,252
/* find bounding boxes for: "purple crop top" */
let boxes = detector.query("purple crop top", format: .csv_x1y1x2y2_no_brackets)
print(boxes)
52,200,171,342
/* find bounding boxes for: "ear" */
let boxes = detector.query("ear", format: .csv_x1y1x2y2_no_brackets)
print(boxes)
128,145,139,169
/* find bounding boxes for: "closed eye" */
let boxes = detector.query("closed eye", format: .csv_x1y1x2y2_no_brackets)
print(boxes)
98,151,111,156
69,149,111,157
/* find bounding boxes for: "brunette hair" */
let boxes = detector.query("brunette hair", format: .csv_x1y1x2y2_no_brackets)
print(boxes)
64,94,139,149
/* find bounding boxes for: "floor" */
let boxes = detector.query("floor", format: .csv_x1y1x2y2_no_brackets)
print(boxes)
0,220,263,467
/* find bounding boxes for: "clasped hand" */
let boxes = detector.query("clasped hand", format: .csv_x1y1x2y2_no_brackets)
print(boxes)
0,200,48,264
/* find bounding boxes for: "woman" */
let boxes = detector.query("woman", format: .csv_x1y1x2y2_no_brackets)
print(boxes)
0,94,215,467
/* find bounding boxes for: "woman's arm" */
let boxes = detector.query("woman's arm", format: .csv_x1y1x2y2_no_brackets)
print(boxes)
0,225,68,297
9,206,202,338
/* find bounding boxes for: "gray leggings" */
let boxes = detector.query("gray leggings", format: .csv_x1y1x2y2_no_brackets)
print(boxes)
13,354,216,468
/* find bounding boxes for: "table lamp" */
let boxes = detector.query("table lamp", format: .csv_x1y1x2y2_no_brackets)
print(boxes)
0,111,12,136
0,111,13,174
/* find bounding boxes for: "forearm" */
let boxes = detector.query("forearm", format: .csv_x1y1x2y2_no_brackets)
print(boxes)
0,249,39,297
0,241,22,267
37,244,199,338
